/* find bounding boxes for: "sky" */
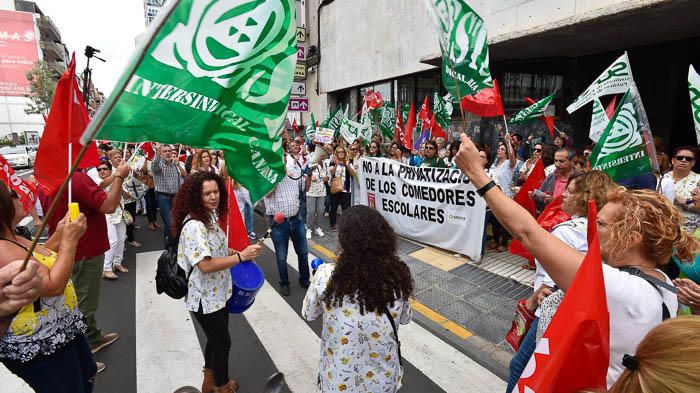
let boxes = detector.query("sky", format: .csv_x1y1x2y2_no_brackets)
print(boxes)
35,0,146,96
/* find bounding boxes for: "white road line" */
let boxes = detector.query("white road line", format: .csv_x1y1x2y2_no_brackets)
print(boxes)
0,364,33,392
262,238,507,393
135,251,203,392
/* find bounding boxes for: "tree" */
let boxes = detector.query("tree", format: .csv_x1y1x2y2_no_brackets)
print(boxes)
24,61,58,117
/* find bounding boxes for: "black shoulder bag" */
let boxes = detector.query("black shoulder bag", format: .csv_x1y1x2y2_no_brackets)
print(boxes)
155,218,194,299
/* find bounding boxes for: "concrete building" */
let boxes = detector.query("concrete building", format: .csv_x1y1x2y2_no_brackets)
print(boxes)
302,0,700,151
0,0,70,138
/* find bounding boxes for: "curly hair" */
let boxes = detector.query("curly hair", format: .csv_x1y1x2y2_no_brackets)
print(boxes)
323,206,414,315
610,316,700,393
192,149,212,171
564,170,615,216
604,189,700,265
171,171,228,239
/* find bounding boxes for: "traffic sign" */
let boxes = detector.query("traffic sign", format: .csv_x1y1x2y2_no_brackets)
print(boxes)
297,45,306,61
292,81,306,96
294,63,306,79
288,97,309,112
296,27,306,43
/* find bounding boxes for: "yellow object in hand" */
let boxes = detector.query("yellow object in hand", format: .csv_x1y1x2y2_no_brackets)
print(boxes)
68,202,80,222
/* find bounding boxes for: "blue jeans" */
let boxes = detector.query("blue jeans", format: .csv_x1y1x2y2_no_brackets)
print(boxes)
299,190,307,225
2,334,96,393
157,193,174,245
506,317,539,392
269,214,310,287
243,203,254,235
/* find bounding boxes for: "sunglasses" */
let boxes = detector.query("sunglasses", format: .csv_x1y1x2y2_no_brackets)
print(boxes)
675,155,695,162
534,148,542,152
426,147,436,150
98,167,111,172
349,148,357,151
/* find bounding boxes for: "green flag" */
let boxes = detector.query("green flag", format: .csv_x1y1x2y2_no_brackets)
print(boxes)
339,108,367,144
589,89,652,181
510,92,555,124
378,103,395,139
320,106,344,131
425,0,493,98
689,65,700,144
401,104,411,126
433,93,452,128
567,52,632,114
305,113,316,141
83,0,297,202
589,98,610,142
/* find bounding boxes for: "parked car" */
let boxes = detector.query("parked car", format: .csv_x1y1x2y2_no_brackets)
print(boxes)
0,145,37,168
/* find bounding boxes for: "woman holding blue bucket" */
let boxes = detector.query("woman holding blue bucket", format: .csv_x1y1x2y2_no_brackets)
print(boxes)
302,205,414,392
171,172,262,393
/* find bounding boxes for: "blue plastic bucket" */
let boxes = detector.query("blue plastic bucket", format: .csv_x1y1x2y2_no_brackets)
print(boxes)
227,261,265,313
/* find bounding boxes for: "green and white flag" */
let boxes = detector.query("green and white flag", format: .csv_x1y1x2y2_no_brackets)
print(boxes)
424,0,493,98
339,108,367,144
82,0,297,202
567,52,632,114
433,93,452,128
401,103,411,126
305,113,316,141
589,98,610,142
378,103,395,139
510,92,555,123
589,89,652,181
689,65,700,144
320,106,344,132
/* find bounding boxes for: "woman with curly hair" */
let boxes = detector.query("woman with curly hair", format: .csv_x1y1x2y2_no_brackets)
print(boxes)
302,205,413,393
454,135,700,388
191,149,220,175
171,172,261,393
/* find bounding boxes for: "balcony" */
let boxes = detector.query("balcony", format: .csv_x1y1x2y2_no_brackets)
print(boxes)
37,16,61,42
40,41,66,62
46,61,66,77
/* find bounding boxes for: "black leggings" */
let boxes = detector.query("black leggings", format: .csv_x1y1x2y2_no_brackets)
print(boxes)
124,202,137,242
145,188,158,224
330,192,351,227
191,306,231,386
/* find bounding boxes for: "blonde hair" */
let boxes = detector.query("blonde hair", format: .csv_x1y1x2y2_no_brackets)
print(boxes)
610,316,700,393
108,149,123,160
604,189,700,264
192,149,211,170
566,170,615,216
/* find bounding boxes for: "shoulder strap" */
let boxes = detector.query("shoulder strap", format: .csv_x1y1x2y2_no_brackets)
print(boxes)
0,237,30,252
619,267,675,320
381,306,403,366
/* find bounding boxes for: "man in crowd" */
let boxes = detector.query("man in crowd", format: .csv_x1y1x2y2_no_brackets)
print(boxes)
511,133,527,160
530,147,574,213
39,163,130,372
152,143,186,246
264,153,310,297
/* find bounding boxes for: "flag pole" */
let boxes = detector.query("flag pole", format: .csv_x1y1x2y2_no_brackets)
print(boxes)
446,57,470,138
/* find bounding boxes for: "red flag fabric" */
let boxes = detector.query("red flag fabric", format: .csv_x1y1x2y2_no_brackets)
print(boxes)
516,201,609,393
363,90,384,110
141,142,156,160
394,108,405,144
429,113,447,140
222,179,250,251
604,95,618,119
524,96,556,138
461,79,505,117
418,96,431,124
403,102,416,150
510,194,571,263
0,155,37,214
292,118,299,133
514,160,546,216
34,53,100,195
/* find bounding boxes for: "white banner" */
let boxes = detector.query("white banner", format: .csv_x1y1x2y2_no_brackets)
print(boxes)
359,157,486,261
689,65,700,144
567,52,632,114
589,97,610,142
314,127,334,144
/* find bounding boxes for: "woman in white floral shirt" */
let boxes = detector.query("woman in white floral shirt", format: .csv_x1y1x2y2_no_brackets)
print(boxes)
663,146,700,233
172,172,261,393
302,206,413,392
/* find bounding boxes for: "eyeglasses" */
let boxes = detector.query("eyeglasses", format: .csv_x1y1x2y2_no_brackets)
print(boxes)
370,146,378,149
349,148,357,151
425,147,436,151
675,155,695,162
98,167,110,172
534,148,542,152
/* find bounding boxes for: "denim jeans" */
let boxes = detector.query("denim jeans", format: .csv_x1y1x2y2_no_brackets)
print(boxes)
269,214,310,287
506,317,539,392
157,193,174,245
299,190,307,225
243,203,254,235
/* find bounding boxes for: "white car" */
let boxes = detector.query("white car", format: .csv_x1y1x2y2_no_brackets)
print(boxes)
0,145,37,169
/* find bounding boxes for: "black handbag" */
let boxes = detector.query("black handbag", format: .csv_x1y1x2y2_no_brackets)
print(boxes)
155,218,194,299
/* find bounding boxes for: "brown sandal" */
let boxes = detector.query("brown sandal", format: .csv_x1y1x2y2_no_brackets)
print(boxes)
114,265,130,273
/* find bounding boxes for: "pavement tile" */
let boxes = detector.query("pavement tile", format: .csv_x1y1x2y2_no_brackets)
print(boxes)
440,276,474,297
437,298,482,326
415,287,458,312
464,313,511,344
404,257,433,275
416,267,456,285
413,276,434,295
461,288,511,312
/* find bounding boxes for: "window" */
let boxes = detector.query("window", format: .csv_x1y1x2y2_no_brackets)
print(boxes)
502,72,563,113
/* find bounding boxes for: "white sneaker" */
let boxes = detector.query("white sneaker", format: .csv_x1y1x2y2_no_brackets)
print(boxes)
315,228,325,237
306,229,312,239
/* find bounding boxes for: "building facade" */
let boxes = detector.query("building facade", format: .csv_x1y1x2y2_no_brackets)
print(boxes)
302,0,700,152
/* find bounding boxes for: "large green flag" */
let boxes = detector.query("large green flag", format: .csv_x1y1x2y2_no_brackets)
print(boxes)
83,0,297,202
424,0,493,98
589,90,652,181
510,92,555,123
689,65,700,144
305,113,316,141
378,103,395,139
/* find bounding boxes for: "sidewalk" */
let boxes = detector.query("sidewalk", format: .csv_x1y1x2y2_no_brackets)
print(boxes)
305,212,534,355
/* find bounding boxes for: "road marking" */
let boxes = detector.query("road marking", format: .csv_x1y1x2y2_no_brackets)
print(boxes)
0,364,32,392
410,300,473,339
135,251,203,392
264,239,506,392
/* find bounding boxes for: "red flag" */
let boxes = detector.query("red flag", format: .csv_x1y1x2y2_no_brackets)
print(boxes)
510,194,571,263
222,179,250,251
524,96,556,138
141,142,156,160
461,79,505,117
604,95,618,119
394,107,405,144
418,96,431,124
34,53,100,195
513,160,546,217
516,201,609,393
292,118,299,134
363,90,384,110
429,113,447,140
0,155,37,214
403,102,416,150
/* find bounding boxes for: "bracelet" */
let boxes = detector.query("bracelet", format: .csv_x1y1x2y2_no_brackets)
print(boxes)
236,252,242,263
476,180,499,197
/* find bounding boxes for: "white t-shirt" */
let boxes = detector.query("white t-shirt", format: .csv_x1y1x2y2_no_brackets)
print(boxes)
658,175,675,203
602,265,677,387
533,216,588,317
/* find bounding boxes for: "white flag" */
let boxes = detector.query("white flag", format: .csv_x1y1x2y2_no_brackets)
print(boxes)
689,65,700,144
567,53,632,114
589,98,611,142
